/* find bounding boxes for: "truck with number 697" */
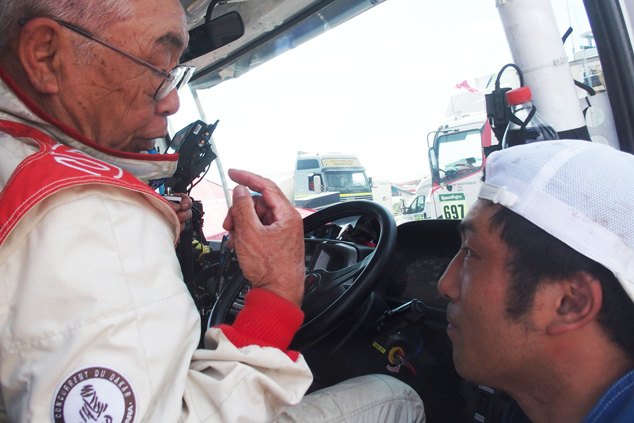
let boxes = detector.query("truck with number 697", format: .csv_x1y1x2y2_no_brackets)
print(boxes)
423,91,494,220
422,35,612,220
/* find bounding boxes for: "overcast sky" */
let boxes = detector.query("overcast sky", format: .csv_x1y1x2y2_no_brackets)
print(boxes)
169,0,591,186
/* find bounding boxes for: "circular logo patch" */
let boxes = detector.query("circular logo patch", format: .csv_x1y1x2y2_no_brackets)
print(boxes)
52,367,136,423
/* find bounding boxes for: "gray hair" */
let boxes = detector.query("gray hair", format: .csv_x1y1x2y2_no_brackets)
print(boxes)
0,0,133,56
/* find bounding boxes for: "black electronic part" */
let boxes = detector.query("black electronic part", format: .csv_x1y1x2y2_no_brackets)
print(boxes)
485,64,524,148
165,120,219,194
485,87,512,146
166,120,221,344
373,299,427,335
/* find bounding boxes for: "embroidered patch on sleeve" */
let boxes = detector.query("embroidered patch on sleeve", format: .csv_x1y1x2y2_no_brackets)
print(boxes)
52,367,137,423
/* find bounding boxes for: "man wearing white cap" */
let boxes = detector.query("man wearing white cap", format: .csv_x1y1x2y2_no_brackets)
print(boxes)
438,139,634,423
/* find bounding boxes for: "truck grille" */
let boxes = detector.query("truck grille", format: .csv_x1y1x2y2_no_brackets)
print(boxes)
340,193,373,202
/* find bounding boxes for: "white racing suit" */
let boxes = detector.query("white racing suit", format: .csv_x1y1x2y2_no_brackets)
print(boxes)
0,66,313,422
0,66,426,423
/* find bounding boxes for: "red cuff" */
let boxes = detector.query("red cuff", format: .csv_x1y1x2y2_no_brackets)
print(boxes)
217,288,303,361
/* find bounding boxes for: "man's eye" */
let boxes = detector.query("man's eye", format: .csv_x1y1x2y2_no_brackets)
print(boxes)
461,246,473,257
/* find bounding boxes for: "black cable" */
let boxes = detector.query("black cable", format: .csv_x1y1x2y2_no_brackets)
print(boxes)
575,79,596,96
188,165,211,195
562,26,573,44
561,26,596,97
495,63,524,90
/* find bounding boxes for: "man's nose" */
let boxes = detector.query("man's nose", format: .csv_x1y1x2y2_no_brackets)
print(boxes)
156,88,181,116
437,254,461,301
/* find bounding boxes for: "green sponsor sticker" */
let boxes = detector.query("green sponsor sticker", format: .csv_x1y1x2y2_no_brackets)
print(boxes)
438,192,467,219
439,193,465,202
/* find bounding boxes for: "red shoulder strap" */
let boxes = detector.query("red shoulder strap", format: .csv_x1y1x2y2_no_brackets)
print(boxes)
0,120,174,245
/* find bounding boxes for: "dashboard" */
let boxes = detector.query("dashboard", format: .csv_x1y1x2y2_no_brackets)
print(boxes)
385,219,462,310
304,215,462,311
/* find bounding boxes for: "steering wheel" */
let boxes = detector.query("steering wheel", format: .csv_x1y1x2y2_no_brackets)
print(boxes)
208,200,397,350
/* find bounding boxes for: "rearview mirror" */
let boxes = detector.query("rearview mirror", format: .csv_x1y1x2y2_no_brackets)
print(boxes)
181,11,245,62
314,175,323,194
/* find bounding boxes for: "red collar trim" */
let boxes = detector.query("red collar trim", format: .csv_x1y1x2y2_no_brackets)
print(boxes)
0,119,180,246
0,64,178,163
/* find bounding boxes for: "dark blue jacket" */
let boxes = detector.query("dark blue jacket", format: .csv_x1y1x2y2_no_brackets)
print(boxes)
502,369,634,423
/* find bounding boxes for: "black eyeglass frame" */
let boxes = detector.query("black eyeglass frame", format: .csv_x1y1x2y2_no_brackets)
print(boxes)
18,17,195,100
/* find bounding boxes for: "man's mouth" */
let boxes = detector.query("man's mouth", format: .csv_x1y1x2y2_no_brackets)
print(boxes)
136,138,157,153
446,311,458,333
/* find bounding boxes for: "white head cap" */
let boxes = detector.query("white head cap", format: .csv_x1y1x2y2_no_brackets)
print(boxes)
478,140,634,303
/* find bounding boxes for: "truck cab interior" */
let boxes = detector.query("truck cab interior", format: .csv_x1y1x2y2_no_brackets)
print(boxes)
171,1,634,421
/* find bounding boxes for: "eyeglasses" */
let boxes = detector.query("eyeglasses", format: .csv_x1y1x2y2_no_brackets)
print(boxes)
19,17,195,101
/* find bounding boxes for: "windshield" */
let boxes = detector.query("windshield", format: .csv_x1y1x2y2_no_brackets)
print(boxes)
324,171,370,192
436,130,484,181
169,0,609,227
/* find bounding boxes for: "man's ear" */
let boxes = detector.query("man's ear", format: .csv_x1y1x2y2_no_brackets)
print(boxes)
17,18,63,95
546,271,603,336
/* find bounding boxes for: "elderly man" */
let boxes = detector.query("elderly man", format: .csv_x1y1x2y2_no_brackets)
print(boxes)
438,140,634,423
0,0,424,421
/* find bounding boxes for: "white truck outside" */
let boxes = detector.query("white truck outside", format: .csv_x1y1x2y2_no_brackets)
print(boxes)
286,152,373,210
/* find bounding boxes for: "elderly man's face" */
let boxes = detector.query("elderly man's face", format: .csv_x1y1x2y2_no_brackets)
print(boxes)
55,0,188,152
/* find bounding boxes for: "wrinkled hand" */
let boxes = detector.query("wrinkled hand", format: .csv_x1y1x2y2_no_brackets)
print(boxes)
168,193,193,232
223,169,305,306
